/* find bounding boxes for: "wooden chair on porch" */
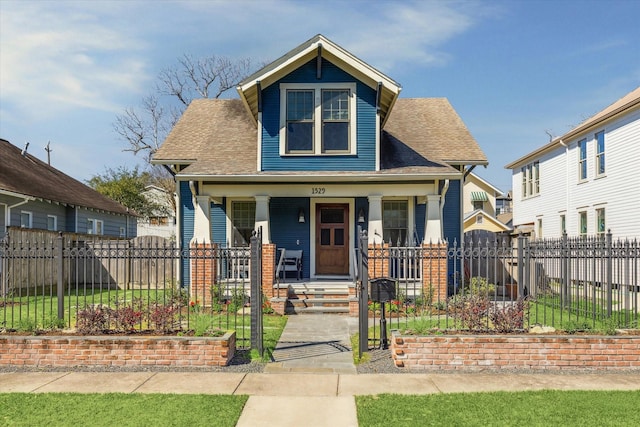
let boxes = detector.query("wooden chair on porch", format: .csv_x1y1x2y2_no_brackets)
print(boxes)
276,249,303,281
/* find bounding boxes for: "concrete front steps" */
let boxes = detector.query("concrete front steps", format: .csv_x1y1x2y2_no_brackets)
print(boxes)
275,281,355,314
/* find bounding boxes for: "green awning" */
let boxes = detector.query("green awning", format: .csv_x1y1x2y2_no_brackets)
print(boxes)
471,191,488,202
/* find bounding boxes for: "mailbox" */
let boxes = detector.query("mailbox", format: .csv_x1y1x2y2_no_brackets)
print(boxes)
369,278,396,303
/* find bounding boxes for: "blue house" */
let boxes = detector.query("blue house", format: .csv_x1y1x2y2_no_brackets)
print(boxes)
153,35,486,309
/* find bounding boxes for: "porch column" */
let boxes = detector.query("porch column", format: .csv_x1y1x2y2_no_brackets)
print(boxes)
367,195,383,244
191,195,212,244
424,194,443,243
254,195,271,244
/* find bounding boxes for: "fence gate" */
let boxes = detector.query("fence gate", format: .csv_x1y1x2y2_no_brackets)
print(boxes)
357,227,369,356
250,229,264,357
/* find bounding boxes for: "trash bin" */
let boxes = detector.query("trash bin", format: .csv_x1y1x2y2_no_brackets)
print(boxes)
369,278,396,303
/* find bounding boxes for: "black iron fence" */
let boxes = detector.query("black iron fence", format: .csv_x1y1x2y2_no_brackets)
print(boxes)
0,229,263,351
360,231,640,350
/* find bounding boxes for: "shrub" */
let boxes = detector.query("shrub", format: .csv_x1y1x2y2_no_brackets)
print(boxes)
449,294,491,331
228,288,248,313
149,303,180,334
464,276,496,297
490,298,528,333
76,305,111,334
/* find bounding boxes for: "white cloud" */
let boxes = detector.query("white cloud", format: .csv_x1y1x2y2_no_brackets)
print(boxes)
0,1,150,120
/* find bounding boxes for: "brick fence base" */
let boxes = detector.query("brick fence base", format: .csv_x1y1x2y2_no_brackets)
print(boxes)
0,332,236,368
391,331,640,371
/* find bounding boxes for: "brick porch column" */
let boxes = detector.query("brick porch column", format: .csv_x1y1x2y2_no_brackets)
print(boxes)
261,243,276,299
190,242,217,306
421,243,448,303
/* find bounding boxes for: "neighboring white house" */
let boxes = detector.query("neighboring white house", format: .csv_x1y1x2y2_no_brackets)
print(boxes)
462,172,510,235
506,86,640,239
136,185,176,240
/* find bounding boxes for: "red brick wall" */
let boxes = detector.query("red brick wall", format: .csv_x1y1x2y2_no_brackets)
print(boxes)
190,243,217,306
0,332,236,368
421,243,448,303
262,243,276,298
391,332,640,371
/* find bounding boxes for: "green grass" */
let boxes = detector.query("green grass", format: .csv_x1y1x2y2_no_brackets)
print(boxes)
356,390,640,427
0,393,248,427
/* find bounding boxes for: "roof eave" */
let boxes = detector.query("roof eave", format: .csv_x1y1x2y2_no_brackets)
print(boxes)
174,171,463,183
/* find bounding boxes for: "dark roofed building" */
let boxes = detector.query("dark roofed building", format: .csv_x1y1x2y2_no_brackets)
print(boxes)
0,138,137,238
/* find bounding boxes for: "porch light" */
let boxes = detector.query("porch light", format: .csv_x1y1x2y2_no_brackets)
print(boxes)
358,208,365,223
298,208,305,223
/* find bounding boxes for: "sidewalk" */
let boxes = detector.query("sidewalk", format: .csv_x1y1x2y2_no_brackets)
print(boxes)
2,314,640,427
2,371,640,426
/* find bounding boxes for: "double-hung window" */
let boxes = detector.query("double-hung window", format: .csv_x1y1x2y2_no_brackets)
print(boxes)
280,83,356,155
578,139,587,181
595,131,605,176
231,201,256,247
382,200,408,246
47,215,57,231
87,218,103,235
579,211,587,236
20,211,32,228
596,208,606,236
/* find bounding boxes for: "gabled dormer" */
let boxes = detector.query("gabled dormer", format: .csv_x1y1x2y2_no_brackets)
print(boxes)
236,34,401,172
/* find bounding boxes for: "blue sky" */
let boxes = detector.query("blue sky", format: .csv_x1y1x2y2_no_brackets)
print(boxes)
1,0,639,192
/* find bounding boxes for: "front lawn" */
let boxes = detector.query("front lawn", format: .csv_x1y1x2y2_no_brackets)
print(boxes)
0,393,248,427
357,390,640,426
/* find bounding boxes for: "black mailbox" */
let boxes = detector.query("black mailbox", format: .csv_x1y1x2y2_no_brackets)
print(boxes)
369,278,396,303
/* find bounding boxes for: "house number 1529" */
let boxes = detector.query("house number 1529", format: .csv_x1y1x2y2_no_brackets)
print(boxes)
312,187,326,194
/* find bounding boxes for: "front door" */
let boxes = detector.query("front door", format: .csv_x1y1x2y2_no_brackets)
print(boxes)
315,204,349,275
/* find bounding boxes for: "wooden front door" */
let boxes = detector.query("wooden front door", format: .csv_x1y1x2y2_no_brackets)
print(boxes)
315,204,349,275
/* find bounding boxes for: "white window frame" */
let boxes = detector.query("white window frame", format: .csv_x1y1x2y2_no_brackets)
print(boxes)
578,139,588,181
596,207,606,236
579,211,587,236
595,130,605,177
227,199,256,248
20,211,32,228
279,83,357,156
47,215,57,231
87,218,104,235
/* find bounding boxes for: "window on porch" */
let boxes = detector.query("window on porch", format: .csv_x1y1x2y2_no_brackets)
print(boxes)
382,200,408,246
231,201,256,247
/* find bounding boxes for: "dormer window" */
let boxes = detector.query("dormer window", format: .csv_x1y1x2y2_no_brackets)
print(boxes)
280,83,356,156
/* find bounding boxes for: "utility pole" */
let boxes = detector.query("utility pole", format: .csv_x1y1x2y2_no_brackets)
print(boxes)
45,141,52,165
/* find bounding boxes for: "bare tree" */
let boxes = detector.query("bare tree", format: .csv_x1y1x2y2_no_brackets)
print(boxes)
115,54,254,162
113,54,255,217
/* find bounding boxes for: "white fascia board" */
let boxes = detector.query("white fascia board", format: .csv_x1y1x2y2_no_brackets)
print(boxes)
175,172,462,183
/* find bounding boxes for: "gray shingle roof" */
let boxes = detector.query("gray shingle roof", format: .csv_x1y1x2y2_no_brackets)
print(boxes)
153,97,487,178
0,139,131,215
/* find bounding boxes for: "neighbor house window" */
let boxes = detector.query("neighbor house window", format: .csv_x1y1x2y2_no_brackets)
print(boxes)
87,219,103,235
473,200,484,211
476,214,484,224
560,214,566,234
537,218,543,238
596,208,606,236
119,227,126,238
520,161,539,198
280,83,356,155
47,215,57,231
382,200,408,246
578,139,587,180
595,131,605,176
579,211,587,236
20,211,32,228
231,201,256,247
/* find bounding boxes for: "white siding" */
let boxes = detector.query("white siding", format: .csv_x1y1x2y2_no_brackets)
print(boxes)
511,107,640,239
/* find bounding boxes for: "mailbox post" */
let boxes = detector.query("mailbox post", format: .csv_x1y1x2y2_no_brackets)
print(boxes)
369,278,396,350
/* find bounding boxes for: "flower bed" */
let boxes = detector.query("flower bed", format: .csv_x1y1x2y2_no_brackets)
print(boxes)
0,331,236,368
390,331,640,371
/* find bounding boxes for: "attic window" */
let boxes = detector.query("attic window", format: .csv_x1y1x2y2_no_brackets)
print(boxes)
280,83,356,156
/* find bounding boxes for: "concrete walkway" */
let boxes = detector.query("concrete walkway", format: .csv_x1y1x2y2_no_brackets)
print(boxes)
2,314,640,426
264,313,359,374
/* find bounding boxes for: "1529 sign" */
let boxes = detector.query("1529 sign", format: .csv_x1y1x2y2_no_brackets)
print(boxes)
311,187,326,195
